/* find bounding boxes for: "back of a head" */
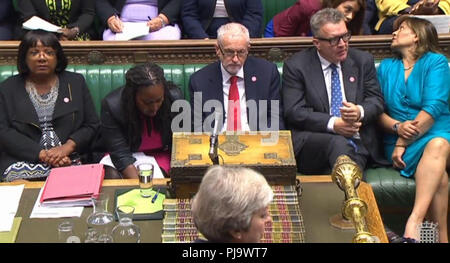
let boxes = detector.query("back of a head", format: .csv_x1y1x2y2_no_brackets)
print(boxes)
191,166,273,242
310,8,345,37
217,23,250,46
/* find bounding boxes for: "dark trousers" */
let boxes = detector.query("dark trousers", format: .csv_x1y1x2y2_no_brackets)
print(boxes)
295,133,369,174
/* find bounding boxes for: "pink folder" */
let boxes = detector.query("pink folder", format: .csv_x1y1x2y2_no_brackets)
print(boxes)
40,164,104,206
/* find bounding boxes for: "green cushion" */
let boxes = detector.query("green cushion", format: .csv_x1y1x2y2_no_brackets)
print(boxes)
261,0,298,28
183,64,207,102
364,168,417,209
1,59,449,234
66,64,133,115
0,65,17,82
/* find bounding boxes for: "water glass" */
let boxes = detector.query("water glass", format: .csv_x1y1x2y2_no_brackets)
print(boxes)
137,163,154,198
57,221,80,243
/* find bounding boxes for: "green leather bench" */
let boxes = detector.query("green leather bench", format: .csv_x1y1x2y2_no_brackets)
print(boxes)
0,61,448,237
262,0,298,28
0,64,206,115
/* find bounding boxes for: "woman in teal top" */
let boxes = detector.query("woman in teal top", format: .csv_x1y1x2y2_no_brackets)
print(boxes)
378,16,449,243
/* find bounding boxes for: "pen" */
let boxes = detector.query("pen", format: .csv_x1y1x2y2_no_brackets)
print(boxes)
148,16,152,21
151,188,160,203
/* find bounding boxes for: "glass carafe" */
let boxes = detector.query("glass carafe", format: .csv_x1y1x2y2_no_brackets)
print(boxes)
86,193,114,242
111,205,141,243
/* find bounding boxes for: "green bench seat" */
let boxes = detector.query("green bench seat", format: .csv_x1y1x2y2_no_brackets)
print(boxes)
0,64,207,115
1,61,449,236
261,0,297,28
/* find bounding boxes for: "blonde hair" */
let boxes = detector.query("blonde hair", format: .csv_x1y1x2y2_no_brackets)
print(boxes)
191,166,273,242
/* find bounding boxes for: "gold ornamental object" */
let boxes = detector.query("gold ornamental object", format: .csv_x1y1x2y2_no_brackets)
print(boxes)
330,155,379,243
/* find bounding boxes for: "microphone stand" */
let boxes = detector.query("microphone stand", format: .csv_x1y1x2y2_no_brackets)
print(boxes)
209,133,219,165
208,111,221,165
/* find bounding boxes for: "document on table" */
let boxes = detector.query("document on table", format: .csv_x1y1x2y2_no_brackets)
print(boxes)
0,185,24,232
100,152,164,178
22,16,62,32
115,22,149,40
30,184,83,219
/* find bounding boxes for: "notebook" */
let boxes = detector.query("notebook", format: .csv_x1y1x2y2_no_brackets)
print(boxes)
0,217,22,243
113,186,167,220
22,16,62,33
40,164,104,207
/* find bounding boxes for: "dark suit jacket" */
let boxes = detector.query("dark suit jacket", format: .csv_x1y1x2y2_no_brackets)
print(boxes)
282,47,387,166
0,71,100,177
181,0,263,39
0,0,14,40
96,0,181,26
189,56,285,132
100,85,183,172
17,0,95,34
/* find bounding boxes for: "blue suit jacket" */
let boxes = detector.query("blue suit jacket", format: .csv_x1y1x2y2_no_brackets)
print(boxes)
181,0,263,39
189,56,285,132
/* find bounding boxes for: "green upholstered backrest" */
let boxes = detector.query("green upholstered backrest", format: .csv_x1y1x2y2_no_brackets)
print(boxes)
0,65,18,82
69,64,192,115
1,61,448,115
261,0,298,28
0,64,204,115
178,64,206,102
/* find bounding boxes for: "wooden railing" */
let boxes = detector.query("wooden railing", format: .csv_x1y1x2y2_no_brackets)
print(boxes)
0,34,449,65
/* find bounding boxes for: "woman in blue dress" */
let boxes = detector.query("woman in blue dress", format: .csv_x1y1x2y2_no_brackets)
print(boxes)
378,16,449,242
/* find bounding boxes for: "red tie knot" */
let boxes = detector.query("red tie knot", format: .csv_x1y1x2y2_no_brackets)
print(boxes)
230,75,238,85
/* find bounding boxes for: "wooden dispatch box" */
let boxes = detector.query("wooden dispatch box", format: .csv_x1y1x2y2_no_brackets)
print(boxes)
169,130,297,198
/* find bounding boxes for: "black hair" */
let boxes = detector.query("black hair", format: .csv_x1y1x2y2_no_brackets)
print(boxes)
322,0,366,35
122,62,175,150
17,30,68,76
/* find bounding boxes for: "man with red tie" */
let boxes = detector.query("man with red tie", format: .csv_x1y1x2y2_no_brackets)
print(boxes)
189,23,285,133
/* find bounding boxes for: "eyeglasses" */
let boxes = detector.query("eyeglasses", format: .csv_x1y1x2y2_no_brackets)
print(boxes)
315,32,351,46
218,45,248,58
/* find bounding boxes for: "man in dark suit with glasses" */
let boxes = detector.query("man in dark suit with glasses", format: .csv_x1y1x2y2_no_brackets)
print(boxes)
282,8,388,174
189,22,284,133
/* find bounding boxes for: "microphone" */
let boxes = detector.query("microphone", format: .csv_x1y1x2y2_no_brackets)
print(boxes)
209,111,222,165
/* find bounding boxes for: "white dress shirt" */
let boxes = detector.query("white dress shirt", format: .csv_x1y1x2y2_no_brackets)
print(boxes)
213,0,228,18
220,63,250,132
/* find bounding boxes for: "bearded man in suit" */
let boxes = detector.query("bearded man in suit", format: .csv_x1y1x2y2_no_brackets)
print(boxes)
189,22,284,133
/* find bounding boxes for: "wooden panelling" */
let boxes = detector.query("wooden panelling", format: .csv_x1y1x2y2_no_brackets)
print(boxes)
0,34,449,65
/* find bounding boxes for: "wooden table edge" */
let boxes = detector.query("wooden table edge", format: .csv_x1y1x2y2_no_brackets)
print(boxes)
1,175,388,243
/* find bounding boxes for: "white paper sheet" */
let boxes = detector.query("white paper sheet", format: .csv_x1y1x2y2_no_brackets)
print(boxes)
30,185,83,219
22,16,62,32
0,185,24,232
100,152,164,179
115,22,149,40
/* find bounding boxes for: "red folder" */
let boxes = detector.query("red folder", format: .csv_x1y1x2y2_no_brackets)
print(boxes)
40,164,105,207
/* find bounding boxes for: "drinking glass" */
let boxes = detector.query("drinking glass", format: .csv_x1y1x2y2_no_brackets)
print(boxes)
137,163,154,198
57,221,80,243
